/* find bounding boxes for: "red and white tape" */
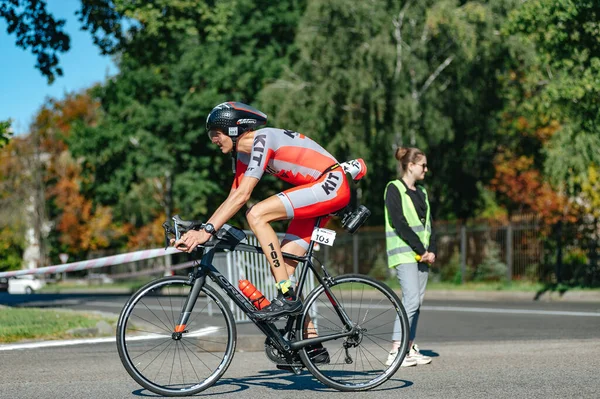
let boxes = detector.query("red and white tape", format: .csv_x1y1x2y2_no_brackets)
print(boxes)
0,247,180,279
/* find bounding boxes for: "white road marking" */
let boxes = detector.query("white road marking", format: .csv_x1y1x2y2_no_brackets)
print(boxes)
422,305,600,317
0,326,221,351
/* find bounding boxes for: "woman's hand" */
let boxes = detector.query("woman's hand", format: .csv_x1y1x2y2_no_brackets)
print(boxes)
173,230,212,253
421,251,436,264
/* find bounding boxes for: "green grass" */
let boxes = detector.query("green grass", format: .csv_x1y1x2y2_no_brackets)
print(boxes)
0,307,116,343
39,279,153,293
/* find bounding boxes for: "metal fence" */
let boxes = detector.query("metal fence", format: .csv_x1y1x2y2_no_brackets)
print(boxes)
210,231,316,322
318,215,549,283
98,215,597,291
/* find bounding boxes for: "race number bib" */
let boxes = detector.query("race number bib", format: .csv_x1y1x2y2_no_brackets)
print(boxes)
311,228,336,246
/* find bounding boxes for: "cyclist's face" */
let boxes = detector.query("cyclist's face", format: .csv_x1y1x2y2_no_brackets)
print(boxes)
208,129,233,154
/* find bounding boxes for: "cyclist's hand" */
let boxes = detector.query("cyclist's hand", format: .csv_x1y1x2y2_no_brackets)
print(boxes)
174,230,210,253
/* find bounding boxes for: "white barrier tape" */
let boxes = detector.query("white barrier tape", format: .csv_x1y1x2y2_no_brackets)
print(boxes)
0,247,180,279
109,260,196,279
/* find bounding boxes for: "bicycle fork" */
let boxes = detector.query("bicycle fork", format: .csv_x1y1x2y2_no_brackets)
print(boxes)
172,274,206,339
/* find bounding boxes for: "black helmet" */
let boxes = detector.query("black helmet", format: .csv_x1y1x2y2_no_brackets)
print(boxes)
206,102,267,138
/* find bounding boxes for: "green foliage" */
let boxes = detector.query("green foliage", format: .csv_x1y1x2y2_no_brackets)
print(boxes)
439,248,462,284
69,0,306,226
5,0,599,288
260,0,517,221
473,239,507,282
0,120,12,148
0,225,24,271
0,0,70,83
368,251,389,281
502,0,600,200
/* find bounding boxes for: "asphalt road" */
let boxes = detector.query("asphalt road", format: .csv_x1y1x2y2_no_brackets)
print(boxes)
0,293,599,398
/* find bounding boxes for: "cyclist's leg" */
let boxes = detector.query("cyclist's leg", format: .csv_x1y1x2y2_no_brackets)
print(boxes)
281,218,329,338
245,196,290,285
247,170,349,319
246,168,350,283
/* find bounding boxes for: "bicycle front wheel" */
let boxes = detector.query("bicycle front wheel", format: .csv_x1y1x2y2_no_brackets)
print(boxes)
116,276,236,396
297,274,409,391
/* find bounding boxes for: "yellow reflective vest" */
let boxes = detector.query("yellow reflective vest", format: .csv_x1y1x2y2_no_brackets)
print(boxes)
384,180,431,267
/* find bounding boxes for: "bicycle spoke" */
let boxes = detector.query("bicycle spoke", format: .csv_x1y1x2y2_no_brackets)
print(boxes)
131,338,171,363
140,339,174,373
140,300,174,333
117,277,235,396
179,339,219,373
179,340,202,382
180,338,227,360
130,312,172,334
298,275,408,391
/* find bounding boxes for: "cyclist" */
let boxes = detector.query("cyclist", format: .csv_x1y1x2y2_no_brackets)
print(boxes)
174,102,366,362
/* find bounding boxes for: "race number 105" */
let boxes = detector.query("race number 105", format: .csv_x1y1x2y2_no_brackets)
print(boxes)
311,228,336,246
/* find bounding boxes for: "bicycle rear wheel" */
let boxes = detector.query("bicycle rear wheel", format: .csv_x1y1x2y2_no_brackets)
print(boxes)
297,274,409,391
116,276,236,396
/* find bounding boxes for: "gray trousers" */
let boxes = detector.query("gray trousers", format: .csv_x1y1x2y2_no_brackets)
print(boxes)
392,262,429,342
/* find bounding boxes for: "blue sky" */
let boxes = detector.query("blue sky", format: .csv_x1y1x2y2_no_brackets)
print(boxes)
0,0,117,135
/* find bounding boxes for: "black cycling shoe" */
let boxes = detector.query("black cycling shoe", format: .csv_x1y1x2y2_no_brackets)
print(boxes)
253,293,302,321
305,343,330,364
276,344,330,372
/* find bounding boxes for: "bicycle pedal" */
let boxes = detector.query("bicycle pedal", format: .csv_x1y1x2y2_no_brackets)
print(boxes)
276,364,304,373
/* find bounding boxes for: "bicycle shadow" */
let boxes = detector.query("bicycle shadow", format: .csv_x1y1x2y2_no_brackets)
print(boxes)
130,368,412,396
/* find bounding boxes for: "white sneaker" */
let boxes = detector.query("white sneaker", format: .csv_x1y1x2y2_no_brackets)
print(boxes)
409,344,432,365
385,351,417,367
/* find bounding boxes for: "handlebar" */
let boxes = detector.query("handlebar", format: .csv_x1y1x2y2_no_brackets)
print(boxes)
162,215,247,251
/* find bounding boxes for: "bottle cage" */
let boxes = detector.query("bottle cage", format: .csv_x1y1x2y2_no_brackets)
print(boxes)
340,205,371,234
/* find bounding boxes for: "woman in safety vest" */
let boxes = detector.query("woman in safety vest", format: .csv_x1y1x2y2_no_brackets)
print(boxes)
384,147,436,367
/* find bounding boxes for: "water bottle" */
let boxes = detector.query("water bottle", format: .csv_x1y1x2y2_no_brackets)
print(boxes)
239,279,271,310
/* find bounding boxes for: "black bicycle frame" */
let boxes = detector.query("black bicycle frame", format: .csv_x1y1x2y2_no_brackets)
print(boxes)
173,216,356,358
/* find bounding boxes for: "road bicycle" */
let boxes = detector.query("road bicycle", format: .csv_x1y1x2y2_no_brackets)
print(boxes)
116,213,409,396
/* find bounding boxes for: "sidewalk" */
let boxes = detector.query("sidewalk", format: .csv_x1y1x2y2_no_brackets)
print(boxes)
422,288,600,303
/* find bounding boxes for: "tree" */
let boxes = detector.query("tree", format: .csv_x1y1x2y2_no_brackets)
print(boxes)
0,137,27,271
68,0,306,229
260,0,517,221
34,92,129,262
0,0,70,83
0,120,12,148
501,0,600,208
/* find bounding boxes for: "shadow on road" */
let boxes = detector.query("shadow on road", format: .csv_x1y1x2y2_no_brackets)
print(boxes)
419,348,440,358
534,283,568,301
129,368,412,396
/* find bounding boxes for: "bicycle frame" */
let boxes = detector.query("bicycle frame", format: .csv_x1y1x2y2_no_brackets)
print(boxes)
172,217,357,362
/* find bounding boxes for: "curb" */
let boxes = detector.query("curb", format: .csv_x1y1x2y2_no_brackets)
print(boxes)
234,334,266,352
421,289,600,303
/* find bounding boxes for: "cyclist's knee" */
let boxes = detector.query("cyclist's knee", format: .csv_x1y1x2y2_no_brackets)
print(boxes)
246,205,267,227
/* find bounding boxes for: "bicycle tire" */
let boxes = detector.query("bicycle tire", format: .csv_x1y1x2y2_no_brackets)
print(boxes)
116,276,236,396
297,274,409,391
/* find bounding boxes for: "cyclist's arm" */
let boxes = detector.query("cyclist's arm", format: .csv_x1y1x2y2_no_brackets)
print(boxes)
174,176,258,252
206,175,259,230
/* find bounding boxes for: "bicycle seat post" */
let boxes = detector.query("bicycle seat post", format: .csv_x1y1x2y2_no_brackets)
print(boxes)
304,216,323,259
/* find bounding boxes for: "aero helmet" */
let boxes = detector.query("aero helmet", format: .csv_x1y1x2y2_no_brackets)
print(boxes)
206,102,267,138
